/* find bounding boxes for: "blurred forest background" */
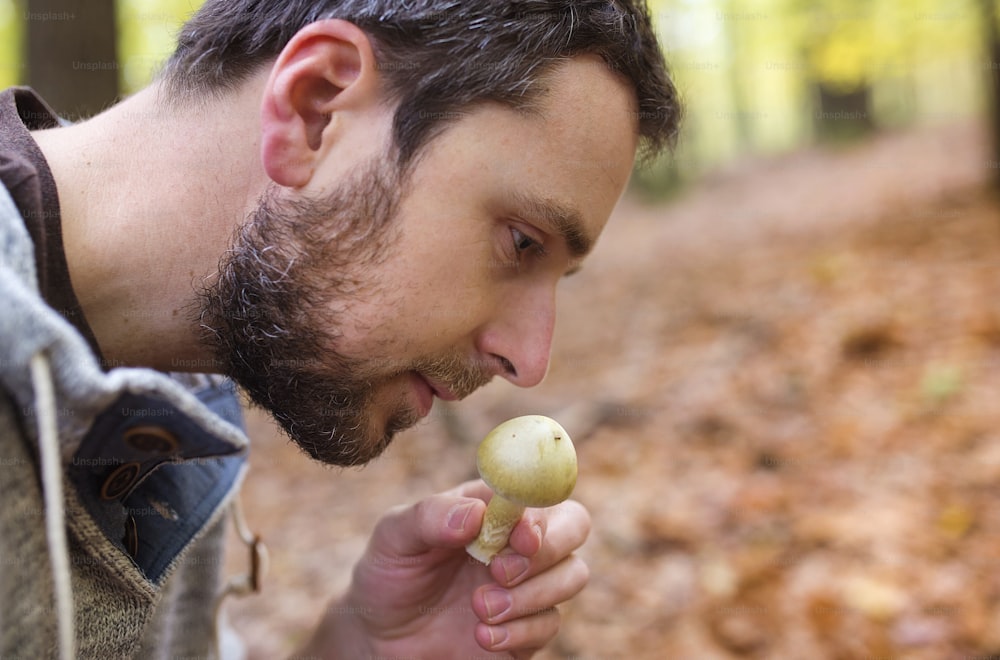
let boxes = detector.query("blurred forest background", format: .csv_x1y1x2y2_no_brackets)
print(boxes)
4,1,1000,658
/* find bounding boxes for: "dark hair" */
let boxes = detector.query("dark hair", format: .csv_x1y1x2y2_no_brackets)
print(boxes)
163,0,681,167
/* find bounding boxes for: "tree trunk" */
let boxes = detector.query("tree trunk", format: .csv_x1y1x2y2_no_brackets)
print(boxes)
981,0,1000,191
25,0,119,119
813,81,874,143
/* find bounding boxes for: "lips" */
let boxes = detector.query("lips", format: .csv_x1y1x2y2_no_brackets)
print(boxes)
409,372,462,419
411,373,434,418
422,375,460,402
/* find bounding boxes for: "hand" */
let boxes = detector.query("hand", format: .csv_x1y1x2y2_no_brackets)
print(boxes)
298,479,591,658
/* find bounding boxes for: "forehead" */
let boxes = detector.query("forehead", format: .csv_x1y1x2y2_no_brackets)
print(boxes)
500,56,638,198
528,55,640,180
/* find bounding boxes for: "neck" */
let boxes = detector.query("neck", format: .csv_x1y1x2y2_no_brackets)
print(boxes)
31,76,270,372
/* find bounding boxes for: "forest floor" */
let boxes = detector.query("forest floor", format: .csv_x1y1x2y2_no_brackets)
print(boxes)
223,118,1000,660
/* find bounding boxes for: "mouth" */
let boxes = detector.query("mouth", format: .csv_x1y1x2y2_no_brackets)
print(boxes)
422,374,460,402
409,372,460,419
411,373,434,418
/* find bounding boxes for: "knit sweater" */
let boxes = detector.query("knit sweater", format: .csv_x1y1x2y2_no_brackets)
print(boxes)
0,177,250,657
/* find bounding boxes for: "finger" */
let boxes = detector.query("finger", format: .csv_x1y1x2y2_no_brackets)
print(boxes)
491,499,590,588
474,606,561,655
452,481,546,561
371,494,486,559
473,554,589,626
505,509,546,558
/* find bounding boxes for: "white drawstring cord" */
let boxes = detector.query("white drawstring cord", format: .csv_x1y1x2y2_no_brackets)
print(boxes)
30,352,76,660
213,497,267,659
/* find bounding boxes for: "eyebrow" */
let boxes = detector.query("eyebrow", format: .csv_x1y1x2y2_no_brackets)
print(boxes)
506,191,593,260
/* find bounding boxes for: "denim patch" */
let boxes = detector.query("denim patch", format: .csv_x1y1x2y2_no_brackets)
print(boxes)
69,378,247,583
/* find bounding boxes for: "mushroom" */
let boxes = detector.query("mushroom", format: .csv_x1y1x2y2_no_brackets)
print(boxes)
466,415,578,565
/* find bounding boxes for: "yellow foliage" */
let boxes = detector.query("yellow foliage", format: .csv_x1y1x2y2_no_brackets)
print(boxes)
117,0,204,93
0,0,21,89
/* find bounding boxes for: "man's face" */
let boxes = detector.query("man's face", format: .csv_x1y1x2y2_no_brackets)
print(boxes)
200,56,638,466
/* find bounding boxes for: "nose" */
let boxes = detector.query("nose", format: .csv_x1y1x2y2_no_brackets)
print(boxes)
478,288,555,388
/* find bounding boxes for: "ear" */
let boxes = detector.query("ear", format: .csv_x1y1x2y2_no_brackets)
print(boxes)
260,19,380,188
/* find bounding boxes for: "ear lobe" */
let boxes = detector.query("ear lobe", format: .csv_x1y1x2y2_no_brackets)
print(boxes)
259,20,378,189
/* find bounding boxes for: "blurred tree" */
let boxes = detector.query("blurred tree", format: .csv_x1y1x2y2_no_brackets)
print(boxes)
721,0,752,151
26,0,118,118
980,0,1000,190
795,0,878,141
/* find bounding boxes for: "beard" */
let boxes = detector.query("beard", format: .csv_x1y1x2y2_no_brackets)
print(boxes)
197,160,490,466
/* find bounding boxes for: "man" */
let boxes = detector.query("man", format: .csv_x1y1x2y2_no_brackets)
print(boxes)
0,0,680,657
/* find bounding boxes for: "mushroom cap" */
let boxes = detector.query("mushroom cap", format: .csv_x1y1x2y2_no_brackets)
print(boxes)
476,415,577,508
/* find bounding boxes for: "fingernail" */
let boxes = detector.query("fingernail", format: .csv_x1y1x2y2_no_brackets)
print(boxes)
483,588,512,620
447,502,475,531
500,554,531,585
487,624,509,648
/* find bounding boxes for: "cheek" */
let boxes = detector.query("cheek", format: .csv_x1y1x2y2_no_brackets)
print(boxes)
346,204,500,353
394,231,495,315
388,264,497,355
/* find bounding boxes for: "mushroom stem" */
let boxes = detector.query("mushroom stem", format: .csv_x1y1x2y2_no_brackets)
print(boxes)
466,495,524,565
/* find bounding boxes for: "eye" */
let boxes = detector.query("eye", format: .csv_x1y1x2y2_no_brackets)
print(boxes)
510,227,547,260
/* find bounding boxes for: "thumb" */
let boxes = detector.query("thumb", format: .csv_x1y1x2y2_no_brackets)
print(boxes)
369,495,486,559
